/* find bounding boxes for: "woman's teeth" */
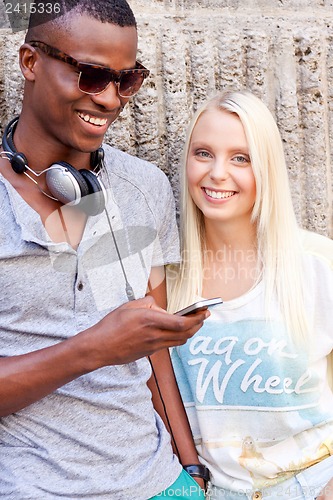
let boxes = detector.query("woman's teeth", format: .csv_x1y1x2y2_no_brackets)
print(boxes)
204,188,235,199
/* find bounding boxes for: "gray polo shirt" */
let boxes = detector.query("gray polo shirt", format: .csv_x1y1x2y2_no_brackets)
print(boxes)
0,144,181,499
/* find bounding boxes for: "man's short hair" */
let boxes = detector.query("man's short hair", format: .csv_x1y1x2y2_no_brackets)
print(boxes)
26,0,136,39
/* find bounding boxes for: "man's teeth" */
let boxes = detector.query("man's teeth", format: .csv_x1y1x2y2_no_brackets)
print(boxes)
78,113,107,126
204,188,235,199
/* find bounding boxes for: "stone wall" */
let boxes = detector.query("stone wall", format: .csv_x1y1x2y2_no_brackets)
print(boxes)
0,0,332,237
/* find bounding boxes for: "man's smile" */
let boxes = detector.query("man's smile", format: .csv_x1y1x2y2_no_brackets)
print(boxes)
76,111,108,127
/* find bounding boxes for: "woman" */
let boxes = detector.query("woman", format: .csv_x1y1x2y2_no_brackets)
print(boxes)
167,90,333,499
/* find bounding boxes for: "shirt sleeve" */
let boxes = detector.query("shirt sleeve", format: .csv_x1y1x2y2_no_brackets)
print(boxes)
150,171,180,267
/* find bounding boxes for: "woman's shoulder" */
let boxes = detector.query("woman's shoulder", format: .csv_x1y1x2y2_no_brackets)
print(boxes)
300,229,333,269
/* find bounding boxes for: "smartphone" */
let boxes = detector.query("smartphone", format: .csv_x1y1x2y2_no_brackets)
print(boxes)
175,297,223,316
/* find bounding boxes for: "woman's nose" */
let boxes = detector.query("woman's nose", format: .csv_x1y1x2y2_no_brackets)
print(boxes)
209,158,229,181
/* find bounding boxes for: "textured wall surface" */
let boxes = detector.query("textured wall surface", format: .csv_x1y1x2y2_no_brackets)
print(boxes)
0,0,332,237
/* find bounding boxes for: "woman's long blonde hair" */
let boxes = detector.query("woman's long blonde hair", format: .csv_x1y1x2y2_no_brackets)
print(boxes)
167,89,308,342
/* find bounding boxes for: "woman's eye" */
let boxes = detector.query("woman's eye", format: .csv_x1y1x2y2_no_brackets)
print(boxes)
233,155,250,164
196,150,211,158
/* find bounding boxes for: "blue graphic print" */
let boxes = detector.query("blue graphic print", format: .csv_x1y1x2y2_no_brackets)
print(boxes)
174,319,321,410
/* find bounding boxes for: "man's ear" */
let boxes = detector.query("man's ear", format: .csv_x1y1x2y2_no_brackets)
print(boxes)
19,43,38,81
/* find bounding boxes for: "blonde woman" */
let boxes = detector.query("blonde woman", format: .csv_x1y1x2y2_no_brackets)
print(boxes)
167,90,333,499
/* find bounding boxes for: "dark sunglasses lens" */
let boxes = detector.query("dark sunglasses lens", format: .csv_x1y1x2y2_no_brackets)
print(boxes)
119,72,145,97
79,67,111,94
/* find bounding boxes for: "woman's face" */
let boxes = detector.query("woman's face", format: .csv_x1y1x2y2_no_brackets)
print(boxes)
186,109,256,227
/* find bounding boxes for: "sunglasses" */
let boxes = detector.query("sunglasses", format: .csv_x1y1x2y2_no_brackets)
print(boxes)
29,41,150,97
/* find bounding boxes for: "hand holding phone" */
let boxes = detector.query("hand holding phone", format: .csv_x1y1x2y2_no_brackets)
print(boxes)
175,297,223,316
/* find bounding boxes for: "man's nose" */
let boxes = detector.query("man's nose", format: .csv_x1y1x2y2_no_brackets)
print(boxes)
89,81,125,110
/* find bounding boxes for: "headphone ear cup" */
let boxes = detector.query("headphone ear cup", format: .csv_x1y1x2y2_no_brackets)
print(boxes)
45,161,89,205
79,169,106,216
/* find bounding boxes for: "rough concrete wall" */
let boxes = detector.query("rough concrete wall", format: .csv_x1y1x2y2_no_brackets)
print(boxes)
0,0,332,238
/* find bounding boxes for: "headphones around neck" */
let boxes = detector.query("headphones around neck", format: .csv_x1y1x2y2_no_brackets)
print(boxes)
1,116,107,216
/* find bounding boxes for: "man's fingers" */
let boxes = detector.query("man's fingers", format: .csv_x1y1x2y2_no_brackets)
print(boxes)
148,309,208,332
124,295,156,309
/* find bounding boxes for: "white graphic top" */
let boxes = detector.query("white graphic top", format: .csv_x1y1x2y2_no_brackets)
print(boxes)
172,231,333,493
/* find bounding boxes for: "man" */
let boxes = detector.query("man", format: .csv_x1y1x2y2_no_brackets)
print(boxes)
0,1,209,498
